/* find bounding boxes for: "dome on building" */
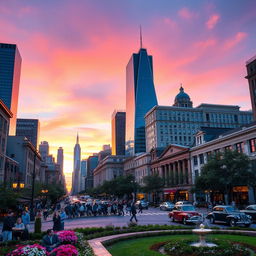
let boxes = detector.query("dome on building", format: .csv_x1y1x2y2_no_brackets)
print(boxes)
173,86,193,108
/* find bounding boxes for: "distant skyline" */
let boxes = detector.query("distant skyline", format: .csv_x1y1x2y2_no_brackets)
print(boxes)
0,0,255,190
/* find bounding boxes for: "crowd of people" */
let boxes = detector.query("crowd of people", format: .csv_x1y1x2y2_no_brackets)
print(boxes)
0,198,144,242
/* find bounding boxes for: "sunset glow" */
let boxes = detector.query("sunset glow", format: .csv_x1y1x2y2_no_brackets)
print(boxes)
1,0,255,191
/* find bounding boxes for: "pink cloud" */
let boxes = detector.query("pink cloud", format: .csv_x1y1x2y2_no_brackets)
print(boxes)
223,32,247,50
206,14,220,29
178,7,197,19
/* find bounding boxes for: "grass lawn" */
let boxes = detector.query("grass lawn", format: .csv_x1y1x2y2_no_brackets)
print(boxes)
107,234,256,256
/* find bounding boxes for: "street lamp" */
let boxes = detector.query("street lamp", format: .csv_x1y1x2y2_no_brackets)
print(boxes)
30,152,37,221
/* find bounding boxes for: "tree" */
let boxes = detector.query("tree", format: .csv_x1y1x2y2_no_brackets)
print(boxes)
195,150,256,204
142,174,164,204
0,185,20,211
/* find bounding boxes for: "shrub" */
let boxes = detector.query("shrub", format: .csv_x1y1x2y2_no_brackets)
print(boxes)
34,217,42,233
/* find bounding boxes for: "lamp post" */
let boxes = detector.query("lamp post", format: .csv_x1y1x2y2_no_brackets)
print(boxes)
30,152,36,221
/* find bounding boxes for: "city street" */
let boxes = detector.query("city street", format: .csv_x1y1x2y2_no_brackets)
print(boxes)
1,207,255,232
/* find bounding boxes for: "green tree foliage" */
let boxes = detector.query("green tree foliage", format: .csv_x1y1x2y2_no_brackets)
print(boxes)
0,185,20,210
142,173,164,194
86,175,140,198
195,150,255,203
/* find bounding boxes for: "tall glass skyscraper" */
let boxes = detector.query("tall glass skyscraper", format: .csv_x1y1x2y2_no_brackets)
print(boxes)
0,43,22,135
72,134,81,195
126,47,158,155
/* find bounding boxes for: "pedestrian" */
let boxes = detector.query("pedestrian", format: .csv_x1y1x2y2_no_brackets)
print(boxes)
138,202,143,214
21,210,30,231
52,211,62,231
2,210,15,241
60,209,67,230
130,203,138,222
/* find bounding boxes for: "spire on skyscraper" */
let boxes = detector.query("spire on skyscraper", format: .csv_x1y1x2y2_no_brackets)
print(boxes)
76,133,79,144
140,25,143,49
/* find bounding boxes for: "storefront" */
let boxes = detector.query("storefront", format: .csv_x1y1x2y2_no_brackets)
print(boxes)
164,189,190,202
233,186,249,205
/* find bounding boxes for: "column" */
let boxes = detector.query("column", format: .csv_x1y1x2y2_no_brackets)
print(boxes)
175,162,179,185
177,161,181,185
166,164,170,186
162,165,166,186
170,164,174,186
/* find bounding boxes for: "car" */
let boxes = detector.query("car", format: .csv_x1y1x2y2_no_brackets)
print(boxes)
160,202,175,211
206,205,252,227
175,201,192,206
168,204,202,225
240,205,256,222
135,200,149,209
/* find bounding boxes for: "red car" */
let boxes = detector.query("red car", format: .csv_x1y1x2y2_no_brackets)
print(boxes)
169,204,202,225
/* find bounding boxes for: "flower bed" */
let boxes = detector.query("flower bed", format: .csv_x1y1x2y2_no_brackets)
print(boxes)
5,231,94,256
7,244,48,256
163,239,252,256
57,231,78,244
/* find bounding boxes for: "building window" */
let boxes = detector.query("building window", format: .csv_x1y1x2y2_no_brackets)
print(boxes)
193,156,198,166
235,142,244,153
199,154,204,164
249,138,256,153
195,170,199,179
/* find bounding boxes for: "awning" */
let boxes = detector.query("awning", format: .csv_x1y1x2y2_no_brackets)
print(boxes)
164,189,177,194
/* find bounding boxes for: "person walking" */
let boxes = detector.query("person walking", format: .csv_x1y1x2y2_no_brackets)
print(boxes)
138,202,143,214
130,203,138,222
52,211,62,231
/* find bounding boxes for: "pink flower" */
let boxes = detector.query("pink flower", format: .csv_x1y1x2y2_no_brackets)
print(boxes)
57,231,78,244
50,244,78,256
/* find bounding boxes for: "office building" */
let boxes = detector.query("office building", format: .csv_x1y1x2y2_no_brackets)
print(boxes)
112,111,126,155
16,118,40,148
85,155,98,189
126,46,158,155
0,99,13,183
72,134,81,195
93,155,126,187
39,141,49,162
190,123,256,204
145,87,253,152
80,159,87,191
245,55,256,120
0,43,22,135
6,136,42,187
57,147,64,173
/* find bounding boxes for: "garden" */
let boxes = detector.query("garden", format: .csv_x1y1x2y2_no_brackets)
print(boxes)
1,225,256,256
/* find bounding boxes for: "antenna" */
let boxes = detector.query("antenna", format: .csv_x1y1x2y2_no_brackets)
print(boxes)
140,25,143,48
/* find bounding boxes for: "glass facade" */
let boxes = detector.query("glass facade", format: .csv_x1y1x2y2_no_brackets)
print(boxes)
126,48,158,155
16,118,40,148
0,43,22,135
112,111,126,155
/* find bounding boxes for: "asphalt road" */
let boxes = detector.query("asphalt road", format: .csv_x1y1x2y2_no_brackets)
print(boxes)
1,207,256,232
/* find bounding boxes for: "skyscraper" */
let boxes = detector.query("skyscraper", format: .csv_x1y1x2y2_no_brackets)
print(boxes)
72,134,81,195
39,141,49,162
80,159,87,191
0,43,22,135
112,111,126,155
16,119,40,148
126,45,158,155
57,147,64,173
246,55,256,120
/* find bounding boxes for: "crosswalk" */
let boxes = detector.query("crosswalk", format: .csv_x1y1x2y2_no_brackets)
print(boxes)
124,211,168,216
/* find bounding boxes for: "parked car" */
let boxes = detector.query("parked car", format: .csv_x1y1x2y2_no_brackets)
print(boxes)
160,202,175,211
175,201,192,206
206,205,252,227
168,204,202,225
135,200,149,209
240,205,256,222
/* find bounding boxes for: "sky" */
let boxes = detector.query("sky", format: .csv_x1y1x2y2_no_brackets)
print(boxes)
1,0,255,191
